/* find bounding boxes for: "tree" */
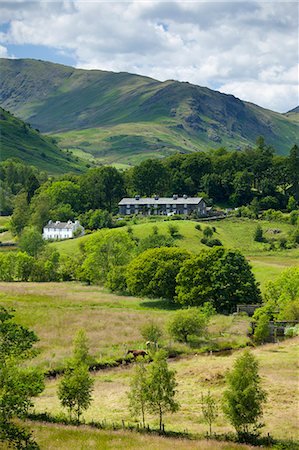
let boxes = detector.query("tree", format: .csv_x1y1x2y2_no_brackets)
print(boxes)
80,166,125,212
72,329,95,368
140,322,163,348
131,159,169,196
18,226,45,257
168,308,208,343
287,196,298,212
80,229,136,285
10,192,30,236
0,307,44,448
146,350,179,431
176,248,262,312
128,358,148,427
287,144,299,201
58,364,94,423
253,314,270,344
254,266,299,321
201,391,218,436
126,247,191,301
58,330,94,423
222,350,267,439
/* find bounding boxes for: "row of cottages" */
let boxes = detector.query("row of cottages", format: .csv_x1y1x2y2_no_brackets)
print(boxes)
118,195,207,216
42,220,84,240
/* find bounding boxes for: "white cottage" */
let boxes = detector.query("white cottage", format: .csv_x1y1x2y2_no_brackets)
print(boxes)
42,220,84,240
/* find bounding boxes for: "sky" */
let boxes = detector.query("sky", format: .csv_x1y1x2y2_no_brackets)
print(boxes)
0,0,298,113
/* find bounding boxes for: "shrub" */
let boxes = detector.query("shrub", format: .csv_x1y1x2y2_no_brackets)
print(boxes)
203,226,213,238
201,237,223,247
195,224,202,231
253,225,264,242
140,322,163,345
168,308,208,343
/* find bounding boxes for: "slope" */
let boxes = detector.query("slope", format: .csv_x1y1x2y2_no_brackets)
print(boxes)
0,107,86,174
0,58,297,166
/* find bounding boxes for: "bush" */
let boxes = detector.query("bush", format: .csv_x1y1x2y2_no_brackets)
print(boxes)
289,210,299,225
201,237,223,247
140,322,163,345
167,223,181,238
203,226,213,238
284,325,299,338
253,225,264,242
195,224,202,231
253,315,270,344
168,308,208,343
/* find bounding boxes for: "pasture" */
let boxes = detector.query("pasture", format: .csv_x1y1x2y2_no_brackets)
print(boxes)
0,282,250,369
33,337,299,441
22,422,264,450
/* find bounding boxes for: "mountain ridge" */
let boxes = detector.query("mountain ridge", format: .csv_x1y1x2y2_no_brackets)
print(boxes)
0,58,297,165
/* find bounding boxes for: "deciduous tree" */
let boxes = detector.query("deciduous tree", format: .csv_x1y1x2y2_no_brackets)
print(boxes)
222,350,267,439
146,350,179,431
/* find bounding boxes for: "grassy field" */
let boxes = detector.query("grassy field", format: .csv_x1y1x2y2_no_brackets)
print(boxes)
17,422,263,450
0,282,251,369
32,338,299,441
51,218,299,291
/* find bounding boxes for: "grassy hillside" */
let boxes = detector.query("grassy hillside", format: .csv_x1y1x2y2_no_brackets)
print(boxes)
51,218,299,290
0,107,87,174
0,58,297,166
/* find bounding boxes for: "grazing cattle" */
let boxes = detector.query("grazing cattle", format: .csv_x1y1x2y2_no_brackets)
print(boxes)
126,349,147,358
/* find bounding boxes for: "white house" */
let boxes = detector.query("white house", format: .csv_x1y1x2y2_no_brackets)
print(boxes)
42,220,84,240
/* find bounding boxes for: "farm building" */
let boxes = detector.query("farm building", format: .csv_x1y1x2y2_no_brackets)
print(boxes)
42,220,84,240
118,195,207,216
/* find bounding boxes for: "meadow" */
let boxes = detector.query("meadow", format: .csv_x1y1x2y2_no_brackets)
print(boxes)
0,282,250,369
20,422,265,450
32,337,299,441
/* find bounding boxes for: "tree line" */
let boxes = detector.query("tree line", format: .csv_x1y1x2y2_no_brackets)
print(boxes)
3,140,299,236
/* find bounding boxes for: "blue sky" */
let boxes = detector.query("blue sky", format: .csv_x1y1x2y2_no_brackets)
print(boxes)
0,1,298,112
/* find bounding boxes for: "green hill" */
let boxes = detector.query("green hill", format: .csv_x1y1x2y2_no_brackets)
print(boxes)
0,58,298,166
0,107,86,173
51,218,299,291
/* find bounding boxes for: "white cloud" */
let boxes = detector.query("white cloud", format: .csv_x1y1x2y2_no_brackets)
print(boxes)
219,81,299,113
0,1,298,112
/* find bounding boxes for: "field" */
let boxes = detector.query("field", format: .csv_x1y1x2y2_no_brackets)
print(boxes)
51,217,299,291
19,422,263,450
30,337,299,440
0,282,251,369
1,281,298,444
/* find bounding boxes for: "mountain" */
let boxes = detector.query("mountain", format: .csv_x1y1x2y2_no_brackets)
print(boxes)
0,107,86,174
0,58,297,166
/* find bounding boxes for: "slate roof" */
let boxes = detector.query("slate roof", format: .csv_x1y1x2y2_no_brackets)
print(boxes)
118,197,204,206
